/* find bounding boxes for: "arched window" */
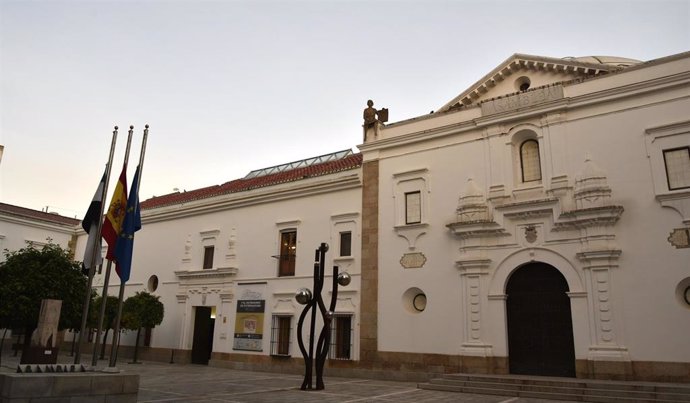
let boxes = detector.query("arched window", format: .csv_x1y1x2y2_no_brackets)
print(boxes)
520,139,542,182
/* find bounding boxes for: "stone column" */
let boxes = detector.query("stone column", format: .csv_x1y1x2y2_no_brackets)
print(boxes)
176,293,188,349
458,261,492,356
360,160,379,364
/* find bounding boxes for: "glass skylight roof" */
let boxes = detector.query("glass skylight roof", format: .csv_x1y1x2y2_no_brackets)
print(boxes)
244,149,354,179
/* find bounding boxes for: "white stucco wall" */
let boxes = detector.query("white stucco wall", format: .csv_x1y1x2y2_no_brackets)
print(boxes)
369,53,690,364
74,169,362,359
0,215,76,262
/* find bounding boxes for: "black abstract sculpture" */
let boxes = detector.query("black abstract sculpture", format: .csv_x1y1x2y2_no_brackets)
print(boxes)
295,242,350,390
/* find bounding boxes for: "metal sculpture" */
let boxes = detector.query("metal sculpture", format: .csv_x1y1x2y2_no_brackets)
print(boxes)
295,242,351,390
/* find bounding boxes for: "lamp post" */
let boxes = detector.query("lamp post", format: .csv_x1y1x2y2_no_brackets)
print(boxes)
295,242,350,390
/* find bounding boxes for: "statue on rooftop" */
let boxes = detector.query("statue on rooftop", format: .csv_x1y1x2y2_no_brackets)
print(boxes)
363,100,377,128
363,100,388,142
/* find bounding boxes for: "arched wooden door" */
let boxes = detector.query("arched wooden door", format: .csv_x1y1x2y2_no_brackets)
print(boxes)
506,262,576,377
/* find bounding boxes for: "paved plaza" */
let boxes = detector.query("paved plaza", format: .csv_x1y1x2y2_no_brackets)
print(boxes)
1,349,570,402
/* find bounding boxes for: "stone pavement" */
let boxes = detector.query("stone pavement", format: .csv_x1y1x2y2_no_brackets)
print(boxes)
1,349,570,402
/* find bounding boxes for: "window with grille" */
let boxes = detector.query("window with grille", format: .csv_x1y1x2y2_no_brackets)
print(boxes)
663,147,690,190
329,314,353,360
270,315,292,356
520,139,542,182
278,230,297,276
203,246,214,269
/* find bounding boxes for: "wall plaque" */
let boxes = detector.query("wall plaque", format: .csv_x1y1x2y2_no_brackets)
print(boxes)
481,85,563,115
668,228,690,249
400,252,427,269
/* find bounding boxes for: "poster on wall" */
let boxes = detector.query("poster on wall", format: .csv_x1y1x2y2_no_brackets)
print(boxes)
232,299,265,351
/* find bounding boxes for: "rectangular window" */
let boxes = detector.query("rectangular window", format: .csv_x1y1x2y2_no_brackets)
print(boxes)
203,246,214,269
329,315,353,360
339,231,352,257
664,147,690,190
405,191,421,224
520,139,542,182
278,230,297,276
270,315,292,356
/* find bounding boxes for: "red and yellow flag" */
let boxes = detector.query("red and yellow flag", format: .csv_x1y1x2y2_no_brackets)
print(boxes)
102,164,128,260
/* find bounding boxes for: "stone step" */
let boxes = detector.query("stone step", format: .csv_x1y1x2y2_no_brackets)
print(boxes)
420,383,688,403
419,374,690,403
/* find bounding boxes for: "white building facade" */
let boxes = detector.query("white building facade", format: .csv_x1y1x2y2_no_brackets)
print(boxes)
0,203,79,262
76,151,363,367
64,51,690,381
358,52,690,381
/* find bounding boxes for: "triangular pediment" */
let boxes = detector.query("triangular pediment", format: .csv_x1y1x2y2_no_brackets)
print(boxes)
438,54,641,112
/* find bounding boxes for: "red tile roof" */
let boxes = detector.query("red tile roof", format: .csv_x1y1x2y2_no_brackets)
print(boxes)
141,153,363,210
0,203,80,226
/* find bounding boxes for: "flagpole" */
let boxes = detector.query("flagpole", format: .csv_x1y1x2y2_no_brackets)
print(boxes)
109,124,148,368
92,127,134,367
75,126,118,365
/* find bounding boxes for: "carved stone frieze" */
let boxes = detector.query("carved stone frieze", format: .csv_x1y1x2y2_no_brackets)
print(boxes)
553,205,624,232
481,85,564,115
446,220,510,239
175,267,238,280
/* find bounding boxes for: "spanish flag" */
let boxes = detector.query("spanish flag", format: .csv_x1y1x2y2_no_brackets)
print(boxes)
102,164,128,260
115,165,142,283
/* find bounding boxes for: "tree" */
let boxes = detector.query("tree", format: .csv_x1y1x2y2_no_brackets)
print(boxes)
0,242,88,356
89,295,119,359
121,291,164,363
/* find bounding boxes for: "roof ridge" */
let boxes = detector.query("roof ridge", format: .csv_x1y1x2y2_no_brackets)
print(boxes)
0,202,80,226
141,153,362,210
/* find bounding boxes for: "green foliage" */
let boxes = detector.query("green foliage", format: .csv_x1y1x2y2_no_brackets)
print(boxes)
122,291,164,331
0,242,88,332
89,295,119,329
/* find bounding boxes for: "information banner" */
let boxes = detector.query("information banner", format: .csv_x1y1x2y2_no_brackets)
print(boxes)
233,299,265,351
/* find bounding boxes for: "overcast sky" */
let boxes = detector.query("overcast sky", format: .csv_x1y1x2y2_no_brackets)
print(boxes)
1,0,688,219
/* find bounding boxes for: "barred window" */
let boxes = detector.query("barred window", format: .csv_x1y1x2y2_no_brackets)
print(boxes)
329,314,353,360
270,315,292,356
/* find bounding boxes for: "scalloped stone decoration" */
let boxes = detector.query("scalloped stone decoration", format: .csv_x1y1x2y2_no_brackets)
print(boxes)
574,156,612,209
456,178,490,223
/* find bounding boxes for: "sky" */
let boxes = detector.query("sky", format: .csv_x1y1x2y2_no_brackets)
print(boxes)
1,0,688,219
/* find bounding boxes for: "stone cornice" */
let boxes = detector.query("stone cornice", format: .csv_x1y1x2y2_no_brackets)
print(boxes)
175,267,239,280
447,220,510,239
143,173,361,224
440,53,616,111
455,258,492,272
358,70,690,157
1,213,80,235
553,205,624,231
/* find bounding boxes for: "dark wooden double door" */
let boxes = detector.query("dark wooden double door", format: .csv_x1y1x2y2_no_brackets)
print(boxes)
191,307,215,365
506,262,576,377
